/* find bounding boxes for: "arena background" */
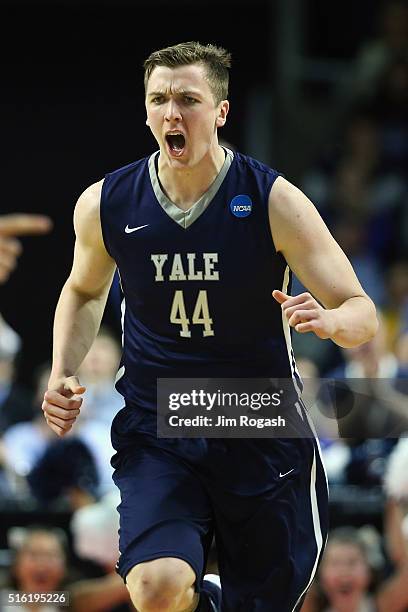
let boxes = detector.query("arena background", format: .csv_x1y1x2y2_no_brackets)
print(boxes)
0,0,384,385
0,1,407,609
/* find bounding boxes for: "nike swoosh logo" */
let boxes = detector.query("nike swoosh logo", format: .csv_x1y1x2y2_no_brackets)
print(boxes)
279,469,295,478
125,224,149,233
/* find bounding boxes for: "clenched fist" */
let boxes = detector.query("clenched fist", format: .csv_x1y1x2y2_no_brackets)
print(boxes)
272,290,336,340
42,376,86,437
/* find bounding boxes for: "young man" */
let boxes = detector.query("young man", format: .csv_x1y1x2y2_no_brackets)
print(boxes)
42,42,378,612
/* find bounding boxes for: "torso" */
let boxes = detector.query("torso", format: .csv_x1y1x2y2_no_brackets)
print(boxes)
101,149,301,411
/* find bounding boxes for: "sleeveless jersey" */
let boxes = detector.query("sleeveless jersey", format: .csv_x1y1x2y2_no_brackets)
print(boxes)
100,149,302,412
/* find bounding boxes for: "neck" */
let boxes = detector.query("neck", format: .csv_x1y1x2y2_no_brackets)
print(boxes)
331,593,366,612
158,144,226,211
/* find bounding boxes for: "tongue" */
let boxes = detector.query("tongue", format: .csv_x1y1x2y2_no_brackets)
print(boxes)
169,135,185,151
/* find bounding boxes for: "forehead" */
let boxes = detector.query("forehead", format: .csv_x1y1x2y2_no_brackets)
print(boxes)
146,63,212,96
325,542,364,560
21,533,62,553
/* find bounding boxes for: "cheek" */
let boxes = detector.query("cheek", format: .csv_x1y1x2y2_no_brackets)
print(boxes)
146,111,159,131
320,567,340,591
15,558,35,581
49,561,65,580
354,566,370,589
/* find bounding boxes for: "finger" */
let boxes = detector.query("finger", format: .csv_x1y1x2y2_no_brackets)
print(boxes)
272,290,290,304
45,418,67,437
0,268,11,283
288,309,316,327
46,414,77,430
64,376,86,396
283,301,316,319
43,391,83,410
295,321,319,334
0,251,19,273
0,261,17,283
0,237,22,256
281,292,313,311
0,214,53,237
42,402,80,420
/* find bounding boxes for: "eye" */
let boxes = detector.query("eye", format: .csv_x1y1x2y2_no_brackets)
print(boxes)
151,96,164,104
184,96,198,104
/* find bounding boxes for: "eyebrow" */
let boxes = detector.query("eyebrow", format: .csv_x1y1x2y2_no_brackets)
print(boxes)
147,89,202,98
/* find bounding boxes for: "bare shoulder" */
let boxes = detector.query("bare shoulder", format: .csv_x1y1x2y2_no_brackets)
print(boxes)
74,180,104,223
74,180,104,247
268,175,327,253
269,176,313,217
270,175,299,198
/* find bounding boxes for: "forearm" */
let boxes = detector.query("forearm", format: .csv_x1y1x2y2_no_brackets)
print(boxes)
50,279,109,380
376,563,408,612
70,573,129,612
329,295,378,348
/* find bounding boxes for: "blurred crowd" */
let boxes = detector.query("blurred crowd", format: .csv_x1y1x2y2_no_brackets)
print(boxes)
0,1,407,610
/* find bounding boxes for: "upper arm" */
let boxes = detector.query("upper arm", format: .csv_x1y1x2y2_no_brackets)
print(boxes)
69,180,116,298
268,176,368,309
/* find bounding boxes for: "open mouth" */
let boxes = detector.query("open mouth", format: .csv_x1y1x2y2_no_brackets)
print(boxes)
165,133,186,156
337,583,354,596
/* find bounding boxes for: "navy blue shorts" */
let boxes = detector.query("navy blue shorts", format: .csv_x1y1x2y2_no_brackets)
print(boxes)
111,402,329,612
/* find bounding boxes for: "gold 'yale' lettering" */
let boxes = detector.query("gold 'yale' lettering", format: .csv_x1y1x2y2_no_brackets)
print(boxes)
151,253,219,281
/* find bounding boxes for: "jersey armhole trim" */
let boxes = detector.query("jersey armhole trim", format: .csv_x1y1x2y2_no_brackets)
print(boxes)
99,176,115,259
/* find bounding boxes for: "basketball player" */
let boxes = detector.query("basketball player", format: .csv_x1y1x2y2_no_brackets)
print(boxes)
42,42,378,612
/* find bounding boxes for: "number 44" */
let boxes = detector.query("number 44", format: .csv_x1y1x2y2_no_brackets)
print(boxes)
170,290,214,337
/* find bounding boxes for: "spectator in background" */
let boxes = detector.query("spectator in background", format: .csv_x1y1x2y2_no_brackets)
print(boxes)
302,524,408,612
7,330,122,500
75,327,122,493
326,316,407,430
25,447,130,611
0,330,121,500
318,527,380,612
0,314,32,434
332,217,385,308
376,439,408,611
318,318,407,487
0,212,52,477
382,260,408,351
383,438,408,557
350,1,408,102
0,526,69,611
27,437,100,509
0,214,52,284
0,364,54,497
296,356,350,485
370,56,408,175
69,490,132,612
77,327,122,427
302,111,407,269
395,330,408,382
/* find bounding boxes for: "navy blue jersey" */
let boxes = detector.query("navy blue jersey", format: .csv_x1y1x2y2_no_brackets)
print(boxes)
100,149,302,411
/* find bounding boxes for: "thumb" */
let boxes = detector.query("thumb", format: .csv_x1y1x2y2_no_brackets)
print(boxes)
64,376,86,395
272,289,290,304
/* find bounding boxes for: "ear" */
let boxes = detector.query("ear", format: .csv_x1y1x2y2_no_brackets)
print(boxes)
216,100,229,128
146,117,150,126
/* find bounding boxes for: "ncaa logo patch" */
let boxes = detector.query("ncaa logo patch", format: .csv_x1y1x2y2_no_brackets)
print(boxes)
230,195,252,218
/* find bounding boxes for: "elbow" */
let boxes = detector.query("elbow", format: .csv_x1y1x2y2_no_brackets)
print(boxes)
354,297,379,348
335,296,379,349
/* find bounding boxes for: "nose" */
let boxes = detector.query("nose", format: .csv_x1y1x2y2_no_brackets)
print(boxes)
164,99,182,122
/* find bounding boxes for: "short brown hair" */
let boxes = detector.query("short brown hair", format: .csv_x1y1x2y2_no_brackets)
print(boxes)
144,41,231,104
